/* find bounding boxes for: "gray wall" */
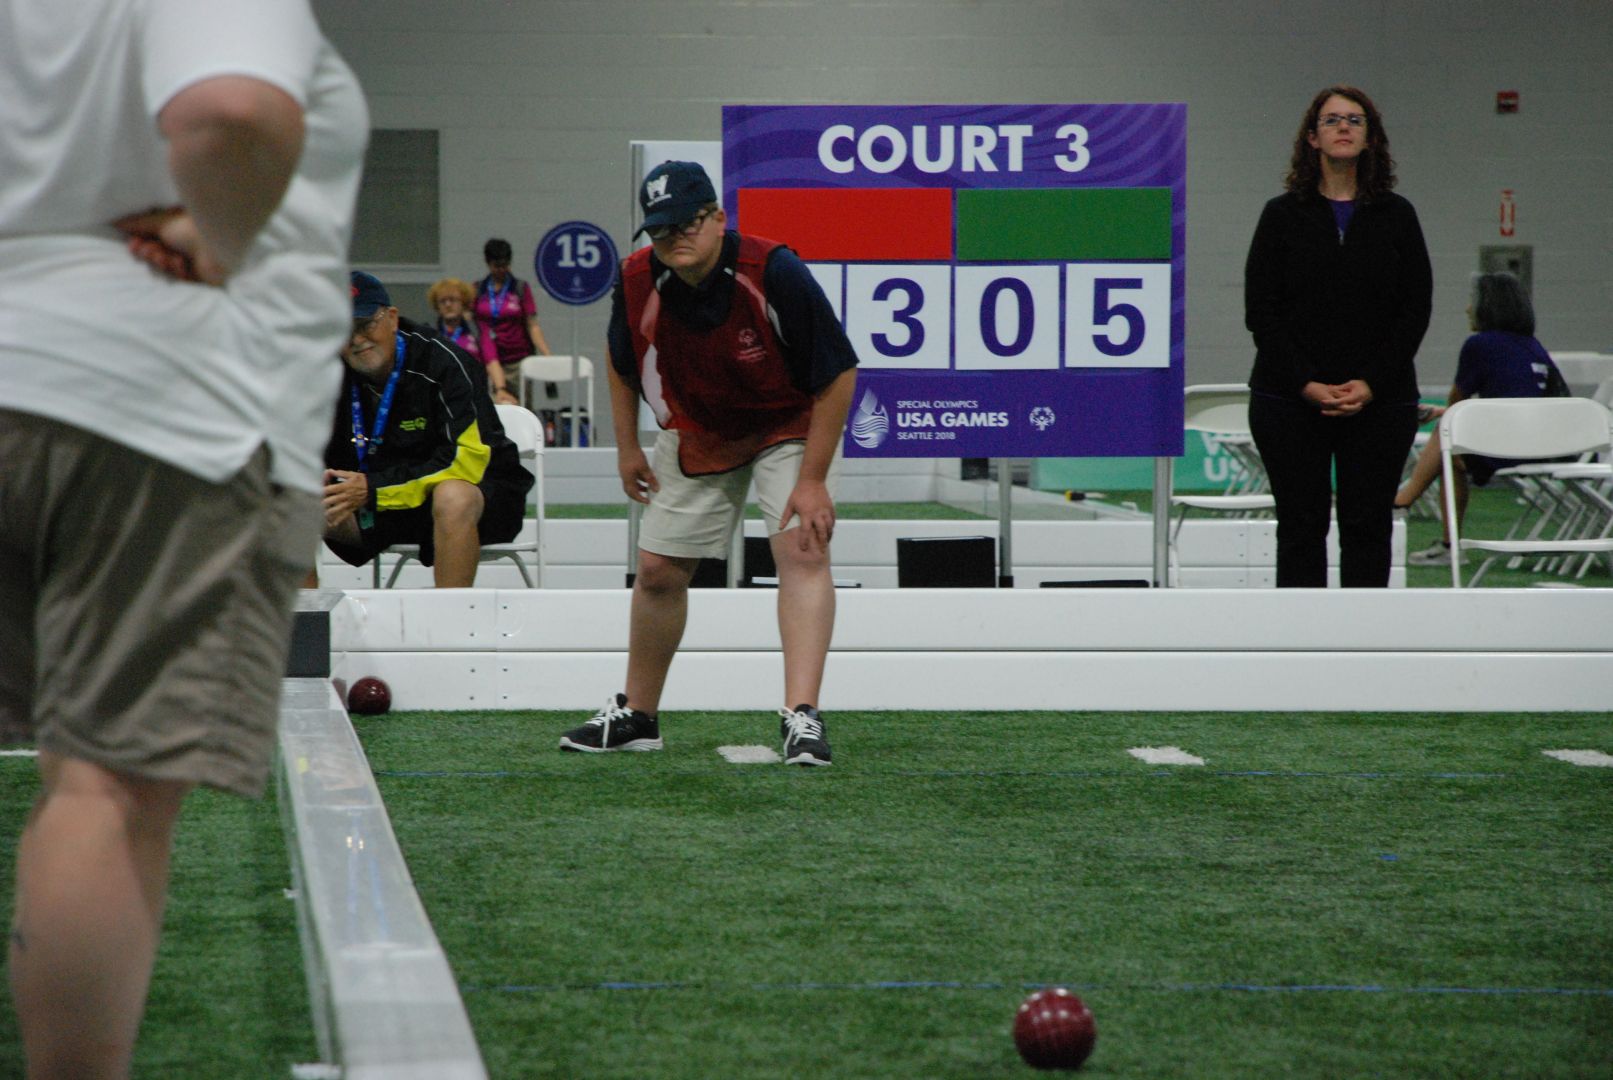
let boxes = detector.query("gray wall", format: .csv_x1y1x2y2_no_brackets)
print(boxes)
315,0,1612,441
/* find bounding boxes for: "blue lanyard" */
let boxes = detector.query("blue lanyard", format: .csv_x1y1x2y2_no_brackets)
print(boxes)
485,276,511,318
443,320,468,346
350,334,406,469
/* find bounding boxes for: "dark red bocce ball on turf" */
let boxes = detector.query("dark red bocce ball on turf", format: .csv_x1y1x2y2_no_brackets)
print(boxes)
347,676,391,715
1013,986,1096,1071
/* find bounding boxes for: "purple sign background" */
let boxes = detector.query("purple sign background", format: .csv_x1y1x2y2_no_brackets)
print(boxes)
723,103,1186,459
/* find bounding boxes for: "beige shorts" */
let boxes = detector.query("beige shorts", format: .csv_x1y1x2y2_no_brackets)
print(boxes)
638,429,843,560
0,411,319,797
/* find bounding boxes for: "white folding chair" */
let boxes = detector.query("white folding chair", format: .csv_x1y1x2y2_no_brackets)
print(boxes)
1169,385,1275,583
1547,461,1613,579
520,355,595,445
375,402,545,587
1439,397,1613,587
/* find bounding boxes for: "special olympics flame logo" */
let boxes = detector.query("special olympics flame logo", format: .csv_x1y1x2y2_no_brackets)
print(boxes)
1029,406,1056,431
850,388,889,449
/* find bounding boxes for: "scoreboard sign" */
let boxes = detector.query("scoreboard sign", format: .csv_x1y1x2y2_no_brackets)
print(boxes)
722,104,1185,458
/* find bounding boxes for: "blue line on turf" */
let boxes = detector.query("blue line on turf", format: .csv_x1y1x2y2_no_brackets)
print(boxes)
461,980,1613,997
377,768,1516,781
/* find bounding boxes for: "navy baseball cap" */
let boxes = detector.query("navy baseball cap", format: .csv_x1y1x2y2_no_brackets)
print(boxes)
635,161,717,237
350,271,392,318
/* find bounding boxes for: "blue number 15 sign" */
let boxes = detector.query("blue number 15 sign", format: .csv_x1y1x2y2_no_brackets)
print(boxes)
535,220,619,307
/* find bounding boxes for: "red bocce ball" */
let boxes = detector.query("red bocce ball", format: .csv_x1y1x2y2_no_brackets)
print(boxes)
1013,986,1096,1071
346,676,391,715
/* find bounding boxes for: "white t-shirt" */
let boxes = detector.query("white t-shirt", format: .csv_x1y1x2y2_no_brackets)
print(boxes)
0,0,367,492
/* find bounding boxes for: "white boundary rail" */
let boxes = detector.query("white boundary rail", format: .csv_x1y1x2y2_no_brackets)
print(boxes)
326,588,1613,713
278,677,487,1079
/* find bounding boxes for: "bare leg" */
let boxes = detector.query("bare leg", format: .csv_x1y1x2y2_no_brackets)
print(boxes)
1395,429,1443,508
430,480,485,588
624,551,698,715
1395,429,1472,543
10,752,190,1080
771,529,834,709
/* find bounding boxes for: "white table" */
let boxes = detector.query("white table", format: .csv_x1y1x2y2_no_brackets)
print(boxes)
1550,351,1613,397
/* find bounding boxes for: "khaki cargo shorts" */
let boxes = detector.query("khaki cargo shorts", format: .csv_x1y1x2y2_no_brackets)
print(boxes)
0,411,318,797
638,429,843,560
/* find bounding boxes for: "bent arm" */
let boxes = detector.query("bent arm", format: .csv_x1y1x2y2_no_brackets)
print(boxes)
159,75,304,274
608,358,646,456
799,368,857,485
527,316,551,356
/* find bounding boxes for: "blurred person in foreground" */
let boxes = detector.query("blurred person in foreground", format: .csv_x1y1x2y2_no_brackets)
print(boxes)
557,161,859,765
0,1,367,1075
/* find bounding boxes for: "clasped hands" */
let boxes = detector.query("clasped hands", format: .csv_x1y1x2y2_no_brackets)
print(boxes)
1302,379,1373,417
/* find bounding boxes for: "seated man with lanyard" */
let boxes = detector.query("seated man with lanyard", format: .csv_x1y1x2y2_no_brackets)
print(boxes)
322,271,533,586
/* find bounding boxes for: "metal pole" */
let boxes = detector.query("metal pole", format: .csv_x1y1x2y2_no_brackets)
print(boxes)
727,513,743,588
626,501,641,588
568,316,582,446
1153,456,1172,587
997,457,1014,588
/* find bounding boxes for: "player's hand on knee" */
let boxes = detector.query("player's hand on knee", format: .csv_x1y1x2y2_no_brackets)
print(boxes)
781,481,835,551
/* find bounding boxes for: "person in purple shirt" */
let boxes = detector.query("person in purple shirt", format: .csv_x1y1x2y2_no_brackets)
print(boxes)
473,237,552,401
1396,271,1569,565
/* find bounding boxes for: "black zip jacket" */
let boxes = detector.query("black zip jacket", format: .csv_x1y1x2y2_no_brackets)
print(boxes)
1244,189,1433,405
324,319,532,514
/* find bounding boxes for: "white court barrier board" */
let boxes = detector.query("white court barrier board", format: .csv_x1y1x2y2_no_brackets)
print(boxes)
278,678,488,1080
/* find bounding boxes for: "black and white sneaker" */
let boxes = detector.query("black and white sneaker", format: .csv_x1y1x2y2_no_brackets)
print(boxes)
559,694,663,752
1407,540,1453,567
780,705,831,766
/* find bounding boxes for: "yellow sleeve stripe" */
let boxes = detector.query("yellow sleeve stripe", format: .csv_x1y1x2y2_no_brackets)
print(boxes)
375,421,493,510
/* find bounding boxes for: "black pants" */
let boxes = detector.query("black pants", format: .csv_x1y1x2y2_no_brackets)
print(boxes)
1249,395,1419,588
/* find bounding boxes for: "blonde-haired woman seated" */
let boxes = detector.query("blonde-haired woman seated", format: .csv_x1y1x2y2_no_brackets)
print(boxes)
429,277,514,404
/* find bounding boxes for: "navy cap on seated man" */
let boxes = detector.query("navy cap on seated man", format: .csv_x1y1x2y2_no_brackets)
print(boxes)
322,271,533,586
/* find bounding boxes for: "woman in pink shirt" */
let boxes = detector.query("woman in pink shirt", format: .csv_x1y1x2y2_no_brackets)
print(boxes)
474,237,551,401
430,276,514,403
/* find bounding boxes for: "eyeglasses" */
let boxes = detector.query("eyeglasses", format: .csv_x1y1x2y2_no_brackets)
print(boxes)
351,312,386,337
1317,113,1366,129
645,208,713,242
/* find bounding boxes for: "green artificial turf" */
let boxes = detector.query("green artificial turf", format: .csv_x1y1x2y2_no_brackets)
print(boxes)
349,709,1613,1079
0,772,316,1078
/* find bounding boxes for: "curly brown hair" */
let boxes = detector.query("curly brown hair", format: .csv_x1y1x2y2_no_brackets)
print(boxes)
1284,85,1397,201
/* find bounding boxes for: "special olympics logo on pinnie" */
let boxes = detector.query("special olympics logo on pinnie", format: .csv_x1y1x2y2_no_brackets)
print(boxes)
1030,406,1056,431
735,328,766,364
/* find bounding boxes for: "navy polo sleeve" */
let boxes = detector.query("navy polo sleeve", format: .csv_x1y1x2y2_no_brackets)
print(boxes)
605,269,636,386
763,245,860,395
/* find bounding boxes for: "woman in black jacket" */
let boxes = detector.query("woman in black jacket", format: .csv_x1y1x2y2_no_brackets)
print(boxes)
1245,84,1432,587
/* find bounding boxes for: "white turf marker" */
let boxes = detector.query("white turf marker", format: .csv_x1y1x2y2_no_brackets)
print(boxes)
0,749,39,758
1128,746,1206,766
718,745,783,764
1542,749,1613,768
